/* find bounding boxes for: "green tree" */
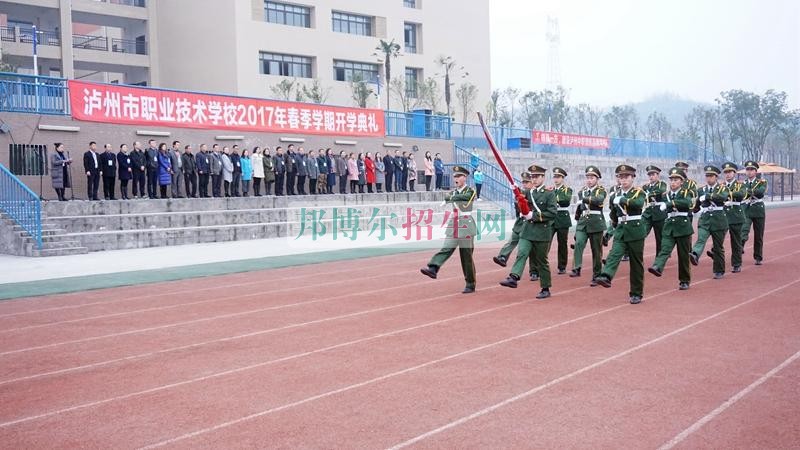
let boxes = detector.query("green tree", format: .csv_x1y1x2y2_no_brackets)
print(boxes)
455,82,478,123
350,73,374,108
375,39,401,110
717,89,789,162
301,79,331,104
270,79,298,101
416,77,441,113
435,55,466,119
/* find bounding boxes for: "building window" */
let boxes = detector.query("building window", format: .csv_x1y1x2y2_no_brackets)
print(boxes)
403,0,417,7
333,60,378,82
332,11,372,36
404,23,418,53
405,68,420,98
260,52,312,78
265,1,311,28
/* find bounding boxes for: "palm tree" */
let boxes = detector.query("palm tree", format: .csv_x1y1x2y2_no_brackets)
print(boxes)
435,55,467,119
374,39,401,110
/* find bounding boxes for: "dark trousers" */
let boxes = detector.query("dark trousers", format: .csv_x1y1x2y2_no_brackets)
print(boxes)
350,180,358,193
86,171,100,200
435,173,443,190
275,173,285,195
309,178,317,194
286,173,296,195
265,180,274,195
253,177,262,196
552,227,569,271
728,223,743,268
231,172,241,196
102,176,116,200
367,183,373,193
395,169,403,191
119,179,129,199
55,188,66,201
146,169,158,198
602,238,645,297
132,169,145,197
297,175,306,195
224,180,231,197
476,183,482,198
184,172,197,198
377,182,383,193
425,175,432,191
211,174,222,197
159,184,168,198
198,173,209,197
327,173,336,193
339,175,347,193
654,233,692,284
645,218,665,256
385,170,393,192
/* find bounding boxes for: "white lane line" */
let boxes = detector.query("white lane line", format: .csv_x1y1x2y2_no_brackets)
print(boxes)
387,277,800,450
657,349,800,450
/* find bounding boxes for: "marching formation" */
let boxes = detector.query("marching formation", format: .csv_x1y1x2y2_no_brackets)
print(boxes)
421,160,768,304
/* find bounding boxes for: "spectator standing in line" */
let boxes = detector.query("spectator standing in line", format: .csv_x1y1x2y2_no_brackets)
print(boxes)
99,143,117,200
325,148,337,194
50,142,72,202
307,149,319,195
145,139,159,199
408,153,418,192
230,145,242,197
285,144,296,195
316,149,327,194
357,153,366,193
424,151,434,191
434,153,444,190
394,150,404,192
130,141,146,199
365,152,376,193
251,146,264,196
182,144,198,198
196,144,210,198
209,144,223,198
157,143,173,199
221,146,234,197
337,150,349,194
347,153,359,194
117,143,132,200
169,141,184,198
263,147,276,195
83,142,100,201
241,149,252,197
375,152,386,193
295,147,308,195
273,146,286,196
383,151,395,193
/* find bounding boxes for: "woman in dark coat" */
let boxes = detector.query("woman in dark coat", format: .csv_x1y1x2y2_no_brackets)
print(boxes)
262,147,275,195
157,143,173,198
325,148,336,194
357,153,366,194
117,144,133,200
50,142,72,201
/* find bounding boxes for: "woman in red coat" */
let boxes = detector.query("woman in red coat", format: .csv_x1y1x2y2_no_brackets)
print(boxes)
365,152,376,193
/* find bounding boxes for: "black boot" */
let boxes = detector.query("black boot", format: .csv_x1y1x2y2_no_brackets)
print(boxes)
690,252,699,266
492,256,507,267
569,268,581,277
420,265,438,279
499,274,519,288
536,288,551,299
648,266,662,277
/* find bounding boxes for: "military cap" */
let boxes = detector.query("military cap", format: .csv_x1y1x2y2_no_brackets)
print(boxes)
675,161,690,169
527,165,546,175
646,165,661,174
552,167,568,177
668,167,687,180
452,166,470,176
704,165,721,176
520,172,534,181
615,164,637,176
722,162,739,172
743,160,760,170
584,165,602,178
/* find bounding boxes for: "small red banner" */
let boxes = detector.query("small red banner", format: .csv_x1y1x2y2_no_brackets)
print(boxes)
532,130,610,149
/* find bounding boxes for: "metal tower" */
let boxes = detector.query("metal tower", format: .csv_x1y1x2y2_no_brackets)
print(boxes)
545,16,562,91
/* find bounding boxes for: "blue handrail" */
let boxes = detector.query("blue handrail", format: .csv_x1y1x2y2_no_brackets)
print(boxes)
0,72,70,115
0,163,42,249
452,144,514,214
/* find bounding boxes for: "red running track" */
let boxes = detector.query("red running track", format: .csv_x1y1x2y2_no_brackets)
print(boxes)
0,207,798,449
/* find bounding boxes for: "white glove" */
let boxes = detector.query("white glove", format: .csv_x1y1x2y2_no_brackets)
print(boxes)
699,195,707,202
659,203,667,212
613,196,622,206
523,211,533,220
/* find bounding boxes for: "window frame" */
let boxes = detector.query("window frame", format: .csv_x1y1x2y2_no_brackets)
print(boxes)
331,11,373,36
264,1,311,28
333,59,379,83
259,51,313,78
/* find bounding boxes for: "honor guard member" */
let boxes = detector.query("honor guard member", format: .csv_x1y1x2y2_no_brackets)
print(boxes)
642,165,668,256
648,167,695,290
420,166,477,294
550,167,573,275
675,161,699,196
603,177,622,247
499,165,558,299
493,173,536,279
570,166,607,286
721,162,746,272
595,165,647,304
740,161,767,265
690,165,730,279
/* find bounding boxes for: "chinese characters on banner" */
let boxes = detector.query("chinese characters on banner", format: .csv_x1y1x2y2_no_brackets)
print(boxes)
68,80,385,137
532,130,610,149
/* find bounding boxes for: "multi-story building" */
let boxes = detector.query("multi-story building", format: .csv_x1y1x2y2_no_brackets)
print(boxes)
0,0,491,115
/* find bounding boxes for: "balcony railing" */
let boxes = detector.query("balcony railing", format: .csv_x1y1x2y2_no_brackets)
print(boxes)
385,110,451,139
1,26,61,46
92,0,146,6
111,38,147,55
0,26,15,42
0,72,70,115
72,33,108,51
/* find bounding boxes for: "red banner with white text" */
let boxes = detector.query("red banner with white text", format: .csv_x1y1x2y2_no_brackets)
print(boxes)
68,80,385,137
532,130,610,149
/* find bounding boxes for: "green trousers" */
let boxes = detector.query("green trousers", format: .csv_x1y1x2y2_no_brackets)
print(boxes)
429,235,475,288
601,238,645,297
511,239,552,289
653,234,692,283
741,216,765,261
498,229,535,275
552,227,569,271
573,229,603,278
692,226,726,274
644,218,665,256
728,223,743,267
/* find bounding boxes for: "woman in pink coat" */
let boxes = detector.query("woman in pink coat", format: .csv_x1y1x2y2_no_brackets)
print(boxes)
347,153,359,193
423,151,434,191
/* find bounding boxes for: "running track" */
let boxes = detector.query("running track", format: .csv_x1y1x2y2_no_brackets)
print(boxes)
0,207,798,448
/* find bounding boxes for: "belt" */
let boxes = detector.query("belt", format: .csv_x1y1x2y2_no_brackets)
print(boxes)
668,211,689,218
750,198,764,204
618,215,642,223
725,201,741,206
557,207,570,211
649,202,666,208
587,210,603,215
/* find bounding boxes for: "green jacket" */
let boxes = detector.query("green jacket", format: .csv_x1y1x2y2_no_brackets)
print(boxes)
742,177,767,219
444,185,477,238
695,183,730,232
575,185,607,233
262,155,275,182
610,187,647,242
552,184,573,230
682,179,699,197
520,186,557,242
662,187,695,237
724,180,746,225
642,180,668,222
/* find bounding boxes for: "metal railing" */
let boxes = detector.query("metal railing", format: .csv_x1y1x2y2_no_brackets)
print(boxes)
451,122,531,150
1,26,61,46
0,72,70,115
452,144,514,214
385,110,451,139
94,0,147,6
0,26,15,42
72,34,108,51
111,38,147,55
0,163,42,249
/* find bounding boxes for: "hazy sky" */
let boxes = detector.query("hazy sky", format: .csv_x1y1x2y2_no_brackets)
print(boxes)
490,0,800,108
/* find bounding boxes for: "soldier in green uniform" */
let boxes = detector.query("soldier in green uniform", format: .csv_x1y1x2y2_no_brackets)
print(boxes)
721,162,745,273
641,165,668,256
675,161,699,196
648,167,695,290
570,166,606,286
595,165,647,304
420,166,477,294
740,161,767,265
550,167,573,275
690,165,730,279
499,166,558,299
492,175,536,279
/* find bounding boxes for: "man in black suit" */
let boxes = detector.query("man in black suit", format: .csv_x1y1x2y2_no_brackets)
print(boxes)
394,150,404,192
274,146,286,196
145,139,159,199
99,143,117,200
83,141,101,200
383,152,395,193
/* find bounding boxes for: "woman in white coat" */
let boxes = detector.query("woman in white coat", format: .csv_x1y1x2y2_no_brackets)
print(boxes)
251,146,265,196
